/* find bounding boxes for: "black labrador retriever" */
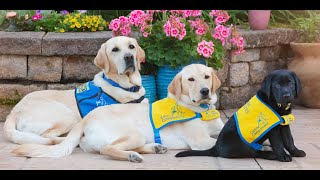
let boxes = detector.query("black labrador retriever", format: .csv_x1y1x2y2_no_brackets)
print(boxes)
175,69,306,162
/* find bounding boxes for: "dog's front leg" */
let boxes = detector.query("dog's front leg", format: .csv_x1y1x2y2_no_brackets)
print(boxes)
280,125,306,157
268,126,292,162
182,121,216,150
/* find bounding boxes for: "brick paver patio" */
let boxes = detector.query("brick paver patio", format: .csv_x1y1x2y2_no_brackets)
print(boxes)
0,106,319,170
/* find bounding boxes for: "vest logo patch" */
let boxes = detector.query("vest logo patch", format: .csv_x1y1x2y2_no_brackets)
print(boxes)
96,96,107,107
250,112,269,137
160,103,185,122
76,82,90,94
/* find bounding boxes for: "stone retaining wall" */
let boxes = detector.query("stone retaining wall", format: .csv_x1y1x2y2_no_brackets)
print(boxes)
0,28,301,121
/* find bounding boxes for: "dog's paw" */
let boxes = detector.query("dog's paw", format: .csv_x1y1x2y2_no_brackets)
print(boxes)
153,144,168,154
138,87,146,97
277,154,292,162
128,152,143,163
291,149,306,157
141,98,149,104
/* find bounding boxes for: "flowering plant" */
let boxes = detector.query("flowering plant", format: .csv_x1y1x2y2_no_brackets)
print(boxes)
31,10,108,32
57,13,108,32
109,10,245,69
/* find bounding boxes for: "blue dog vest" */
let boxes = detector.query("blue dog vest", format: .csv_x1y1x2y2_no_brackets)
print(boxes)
75,74,142,118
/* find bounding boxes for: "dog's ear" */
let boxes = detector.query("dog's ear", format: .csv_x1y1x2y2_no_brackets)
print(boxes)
260,73,273,99
134,39,145,70
168,72,182,99
94,43,110,73
291,71,302,97
211,68,221,93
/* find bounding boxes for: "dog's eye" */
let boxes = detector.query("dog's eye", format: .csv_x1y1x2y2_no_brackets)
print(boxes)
129,45,135,49
188,78,195,81
205,75,210,79
289,81,294,87
112,47,119,52
275,83,280,88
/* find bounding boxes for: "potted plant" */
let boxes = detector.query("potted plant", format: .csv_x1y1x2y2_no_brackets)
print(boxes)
288,10,320,108
109,10,245,99
248,10,271,30
139,61,158,103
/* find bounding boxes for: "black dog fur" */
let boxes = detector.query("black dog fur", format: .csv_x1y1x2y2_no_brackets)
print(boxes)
175,69,306,162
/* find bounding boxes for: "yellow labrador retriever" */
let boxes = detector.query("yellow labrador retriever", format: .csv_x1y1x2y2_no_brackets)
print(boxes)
12,64,225,163
4,36,147,145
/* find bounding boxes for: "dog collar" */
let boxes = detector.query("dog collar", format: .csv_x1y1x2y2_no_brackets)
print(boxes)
281,114,295,125
277,103,292,110
198,104,220,121
200,103,210,109
200,110,220,121
102,74,140,92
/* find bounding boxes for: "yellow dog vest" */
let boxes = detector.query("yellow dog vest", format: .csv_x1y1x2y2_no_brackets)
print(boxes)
234,95,295,150
150,97,220,144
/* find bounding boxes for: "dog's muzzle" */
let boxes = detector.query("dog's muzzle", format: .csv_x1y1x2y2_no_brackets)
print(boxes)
124,53,135,73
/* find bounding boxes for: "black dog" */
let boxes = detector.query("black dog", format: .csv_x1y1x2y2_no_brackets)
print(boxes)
175,69,306,162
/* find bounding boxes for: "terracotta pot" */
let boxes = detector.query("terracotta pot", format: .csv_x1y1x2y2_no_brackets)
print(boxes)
288,42,320,108
248,10,271,30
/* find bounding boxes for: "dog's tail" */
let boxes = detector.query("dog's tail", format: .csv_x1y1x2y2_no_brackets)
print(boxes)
3,113,59,145
175,146,218,158
11,120,85,158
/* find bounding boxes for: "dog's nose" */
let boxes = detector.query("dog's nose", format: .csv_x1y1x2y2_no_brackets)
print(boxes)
200,88,209,96
124,54,134,61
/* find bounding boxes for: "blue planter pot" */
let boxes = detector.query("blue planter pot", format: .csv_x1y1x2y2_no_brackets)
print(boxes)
141,75,157,103
156,60,206,100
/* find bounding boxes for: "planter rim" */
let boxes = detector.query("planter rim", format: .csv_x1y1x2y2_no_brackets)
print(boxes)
290,42,320,46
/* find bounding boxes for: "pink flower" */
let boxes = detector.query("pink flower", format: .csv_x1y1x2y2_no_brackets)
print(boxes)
170,10,183,14
209,10,219,18
215,25,224,32
163,22,171,36
120,28,129,36
234,48,245,55
192,10,202,17
163,16,186,40
188,20,197,29
171,28,179,37
119,16,129,23
129,10,146,27
146,10,155,14
197,40,215,58
183,10,192,18
198,43,204,51
220,38,226,46
32,14,42,21
143,32,149,37
202,47,211,58
213,32,221,39
206,41,214,47
215,16,224,25
109,19,121,31
196,28,205,35
220,11,230,22
180,28,186,37
238,37,244,46
220,28,230,38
